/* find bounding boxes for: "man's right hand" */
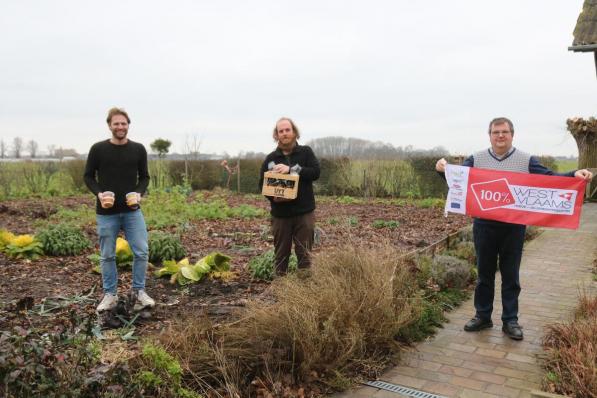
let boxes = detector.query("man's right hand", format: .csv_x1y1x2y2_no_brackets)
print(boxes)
435,158,448,173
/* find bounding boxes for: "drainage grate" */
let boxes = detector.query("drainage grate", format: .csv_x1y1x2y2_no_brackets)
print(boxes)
364,380,447,398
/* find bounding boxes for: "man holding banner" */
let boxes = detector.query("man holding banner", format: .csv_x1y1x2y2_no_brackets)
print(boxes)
436,117,592,340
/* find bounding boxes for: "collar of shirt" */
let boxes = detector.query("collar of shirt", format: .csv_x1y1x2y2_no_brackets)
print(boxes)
489,147,515,160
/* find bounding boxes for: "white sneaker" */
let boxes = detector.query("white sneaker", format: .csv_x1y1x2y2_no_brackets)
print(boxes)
135,290,155,308
97,293,118,312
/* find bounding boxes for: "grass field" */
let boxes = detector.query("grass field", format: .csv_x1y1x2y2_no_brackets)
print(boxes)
555,159,578,172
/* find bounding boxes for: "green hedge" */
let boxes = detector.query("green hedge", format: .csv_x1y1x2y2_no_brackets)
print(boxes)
2,154,562,200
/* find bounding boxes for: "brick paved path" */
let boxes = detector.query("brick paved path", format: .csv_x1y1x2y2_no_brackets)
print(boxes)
338,203,597,398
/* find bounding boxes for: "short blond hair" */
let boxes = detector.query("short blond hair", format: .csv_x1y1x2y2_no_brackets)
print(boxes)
106,107,131,124
272,117,300,142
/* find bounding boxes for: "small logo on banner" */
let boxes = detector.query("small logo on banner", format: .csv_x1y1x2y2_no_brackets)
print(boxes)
450,203,461,209
559,193,573,201
470,178,513,211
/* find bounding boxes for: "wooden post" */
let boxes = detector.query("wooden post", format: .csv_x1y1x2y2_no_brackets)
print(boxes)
236,160,241,194
594,51,597,79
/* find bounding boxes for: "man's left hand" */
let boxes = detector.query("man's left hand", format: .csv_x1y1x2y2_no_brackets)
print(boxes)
272,164,290,174
574,169,593,181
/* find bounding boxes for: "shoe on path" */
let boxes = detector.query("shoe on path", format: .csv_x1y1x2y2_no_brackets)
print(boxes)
464,316,493,331
97,293,118,312
502,321,524,340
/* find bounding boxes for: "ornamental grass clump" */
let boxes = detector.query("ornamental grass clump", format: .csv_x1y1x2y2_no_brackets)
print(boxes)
541,291,597,397
159,244,420,396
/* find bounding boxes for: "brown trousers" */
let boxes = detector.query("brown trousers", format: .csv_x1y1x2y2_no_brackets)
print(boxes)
272,211,315,275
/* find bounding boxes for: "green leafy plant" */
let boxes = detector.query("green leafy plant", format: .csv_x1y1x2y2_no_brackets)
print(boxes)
247,249,297,280
148,231,186,263
346,216,358,227
4,234,44,259
372,219,399,229
336,195,364,205
155,253,231,285
0,229,16,251
132,343,201,398
36,223,91,256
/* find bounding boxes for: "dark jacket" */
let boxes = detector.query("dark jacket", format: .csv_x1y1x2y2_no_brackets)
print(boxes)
259,144,320,217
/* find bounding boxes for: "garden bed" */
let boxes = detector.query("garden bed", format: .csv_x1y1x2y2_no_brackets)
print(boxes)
0,191,471,396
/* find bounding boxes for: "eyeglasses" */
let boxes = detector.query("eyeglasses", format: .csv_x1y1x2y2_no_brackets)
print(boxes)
490,130,512,136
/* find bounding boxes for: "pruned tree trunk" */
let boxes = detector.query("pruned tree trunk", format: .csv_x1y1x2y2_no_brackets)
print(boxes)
567,117,597,200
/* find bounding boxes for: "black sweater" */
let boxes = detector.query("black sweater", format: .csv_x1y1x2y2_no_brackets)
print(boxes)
83,139,150,215
259,144,320,217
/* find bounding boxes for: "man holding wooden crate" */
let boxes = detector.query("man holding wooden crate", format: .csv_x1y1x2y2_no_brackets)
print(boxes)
259,117,320,276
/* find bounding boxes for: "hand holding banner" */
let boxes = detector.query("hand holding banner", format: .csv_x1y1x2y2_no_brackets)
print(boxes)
444,165,587,229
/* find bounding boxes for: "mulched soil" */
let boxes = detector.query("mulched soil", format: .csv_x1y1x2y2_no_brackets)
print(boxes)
0,193,470,335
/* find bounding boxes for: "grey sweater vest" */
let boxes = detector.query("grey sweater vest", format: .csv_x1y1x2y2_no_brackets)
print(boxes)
472,148,530,173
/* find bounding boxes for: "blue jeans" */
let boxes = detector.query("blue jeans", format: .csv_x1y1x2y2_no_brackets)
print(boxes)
96,210,149,294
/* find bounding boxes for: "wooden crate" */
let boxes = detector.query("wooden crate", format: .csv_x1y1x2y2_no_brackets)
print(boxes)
262,172,299,199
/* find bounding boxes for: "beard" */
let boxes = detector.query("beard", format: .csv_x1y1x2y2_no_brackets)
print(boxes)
111,130,128,140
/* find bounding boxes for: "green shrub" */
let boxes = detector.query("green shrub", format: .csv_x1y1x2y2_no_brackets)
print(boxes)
415,198,445,208
447,241,476,265
36,223,91,256
430,255,471,290
132,343,202,398
48,205,96,228
0,320,99,397
248,249,297,280
148,231,186,263
398,288,470,342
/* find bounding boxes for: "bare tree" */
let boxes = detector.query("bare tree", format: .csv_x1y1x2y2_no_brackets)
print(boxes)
0,139,6,158
27,140,39,158
183,134,202,161
567,117,597,200
182,134,202,184
47,145,56,158
12,137,23,159
55,147,79,158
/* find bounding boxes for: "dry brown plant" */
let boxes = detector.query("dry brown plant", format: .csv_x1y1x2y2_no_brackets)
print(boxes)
159,244,420,396
541,291,597,398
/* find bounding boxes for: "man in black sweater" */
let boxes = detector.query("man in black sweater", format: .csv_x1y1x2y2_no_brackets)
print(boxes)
84,107,155,312
259,117,320,275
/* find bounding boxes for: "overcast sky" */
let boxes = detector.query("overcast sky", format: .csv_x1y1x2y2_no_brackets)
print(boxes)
1,0,595,157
